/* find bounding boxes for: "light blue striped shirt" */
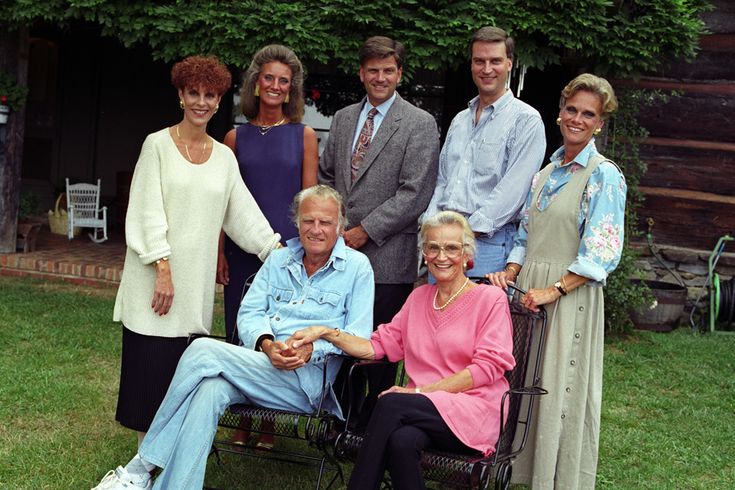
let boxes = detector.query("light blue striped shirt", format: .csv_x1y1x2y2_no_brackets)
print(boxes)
424,90,546,235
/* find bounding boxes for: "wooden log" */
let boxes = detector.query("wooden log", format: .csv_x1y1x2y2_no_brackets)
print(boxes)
702,0,735,34
639,144,735,195
638,188,735,250
649,50,735,82
636,92,735,143
615,78,735,95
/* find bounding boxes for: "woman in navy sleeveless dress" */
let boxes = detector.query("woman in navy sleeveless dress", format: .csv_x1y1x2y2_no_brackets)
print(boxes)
218,45,318,344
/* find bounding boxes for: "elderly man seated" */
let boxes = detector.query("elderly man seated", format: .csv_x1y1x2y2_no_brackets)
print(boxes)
93,184,375,490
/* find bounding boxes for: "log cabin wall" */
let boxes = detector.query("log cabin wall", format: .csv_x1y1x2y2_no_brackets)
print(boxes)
616,0,735,252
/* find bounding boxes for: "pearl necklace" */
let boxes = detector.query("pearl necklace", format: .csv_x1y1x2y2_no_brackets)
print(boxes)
432,277,471,311
176,125,208,163
254,117,287,136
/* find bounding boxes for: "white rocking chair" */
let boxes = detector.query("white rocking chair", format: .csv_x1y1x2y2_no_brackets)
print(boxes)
65,178,108,243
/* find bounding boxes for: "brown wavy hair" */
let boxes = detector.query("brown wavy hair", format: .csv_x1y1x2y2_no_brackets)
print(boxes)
240,45,305,122
171,55,232,96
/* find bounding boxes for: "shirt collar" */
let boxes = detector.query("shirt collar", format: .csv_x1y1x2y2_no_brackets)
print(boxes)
468,89,513,114
550,138,599,168
284,235,347,272
363,92,397,118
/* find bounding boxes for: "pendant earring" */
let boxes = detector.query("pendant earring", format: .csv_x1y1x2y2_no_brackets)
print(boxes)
179,99,185,110
214,105,219,114
254,86,260,97
556,117,561,126
594,128,602,135
284,93,290,103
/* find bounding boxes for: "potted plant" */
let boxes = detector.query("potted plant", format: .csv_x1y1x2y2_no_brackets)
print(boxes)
16,191,43,252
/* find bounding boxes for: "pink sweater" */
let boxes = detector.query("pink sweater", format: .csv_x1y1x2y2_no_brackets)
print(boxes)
370,284,515,456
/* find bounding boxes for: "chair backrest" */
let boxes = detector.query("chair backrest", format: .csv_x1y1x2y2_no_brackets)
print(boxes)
494,287,547,458
66,178,101,220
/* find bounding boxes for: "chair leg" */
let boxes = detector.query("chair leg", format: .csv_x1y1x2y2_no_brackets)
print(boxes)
89,227,108,244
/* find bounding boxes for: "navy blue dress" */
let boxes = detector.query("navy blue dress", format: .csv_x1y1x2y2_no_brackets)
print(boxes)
224,122,304,343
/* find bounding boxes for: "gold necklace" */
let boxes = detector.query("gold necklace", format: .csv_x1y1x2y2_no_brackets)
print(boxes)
254,117,286,136
432,277,471,311
176,125,208,162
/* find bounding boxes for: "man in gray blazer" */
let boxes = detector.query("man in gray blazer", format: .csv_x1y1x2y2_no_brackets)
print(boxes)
319,36,440,424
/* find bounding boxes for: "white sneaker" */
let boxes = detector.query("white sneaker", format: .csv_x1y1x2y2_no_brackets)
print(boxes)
91,466,152,490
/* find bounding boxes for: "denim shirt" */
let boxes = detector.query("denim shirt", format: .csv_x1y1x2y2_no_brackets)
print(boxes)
424,90,546,235
507,140,627,285
236,236,375,410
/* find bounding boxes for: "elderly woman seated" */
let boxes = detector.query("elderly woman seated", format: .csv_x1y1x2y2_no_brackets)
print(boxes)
291,211,515,489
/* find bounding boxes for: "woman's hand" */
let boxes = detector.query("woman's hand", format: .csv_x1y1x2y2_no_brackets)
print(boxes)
151,263,174,315
378,385,422,397
290,326,328,349
216,251,229,285
486,270,515,290
521,286,561,312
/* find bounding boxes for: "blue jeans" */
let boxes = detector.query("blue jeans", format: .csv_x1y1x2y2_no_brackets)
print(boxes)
138,338,317,490
429,222,517,283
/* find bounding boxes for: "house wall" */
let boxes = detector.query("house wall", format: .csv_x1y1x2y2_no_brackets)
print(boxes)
620,0,735,252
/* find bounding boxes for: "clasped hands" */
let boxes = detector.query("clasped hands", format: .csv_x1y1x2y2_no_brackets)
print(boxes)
262,335,314,371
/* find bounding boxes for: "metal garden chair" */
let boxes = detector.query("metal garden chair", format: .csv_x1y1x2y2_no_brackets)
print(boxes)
331,281,548,490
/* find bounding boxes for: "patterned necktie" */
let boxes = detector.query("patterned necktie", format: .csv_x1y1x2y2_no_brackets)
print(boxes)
351,108,379,183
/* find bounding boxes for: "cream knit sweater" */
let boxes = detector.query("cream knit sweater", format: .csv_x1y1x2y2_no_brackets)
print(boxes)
113,128,280,337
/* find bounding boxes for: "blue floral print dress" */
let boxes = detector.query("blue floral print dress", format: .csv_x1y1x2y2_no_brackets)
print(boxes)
508,139,627,489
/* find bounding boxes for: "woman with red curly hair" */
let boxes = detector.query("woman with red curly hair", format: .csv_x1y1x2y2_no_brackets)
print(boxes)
111,55,280,453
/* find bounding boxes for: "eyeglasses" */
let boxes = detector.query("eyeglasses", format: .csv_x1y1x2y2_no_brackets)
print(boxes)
422,241,465,259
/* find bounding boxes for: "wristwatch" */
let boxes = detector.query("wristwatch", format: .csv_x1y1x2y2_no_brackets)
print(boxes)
554,281,568,296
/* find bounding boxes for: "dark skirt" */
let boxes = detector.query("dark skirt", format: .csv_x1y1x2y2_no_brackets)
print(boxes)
115,325,189,432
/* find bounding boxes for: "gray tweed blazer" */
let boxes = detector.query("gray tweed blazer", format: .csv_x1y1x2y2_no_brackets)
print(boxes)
319,93,440,284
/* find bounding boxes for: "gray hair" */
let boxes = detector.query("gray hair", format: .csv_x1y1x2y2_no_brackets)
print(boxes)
291,185,348,231
419,211,476,259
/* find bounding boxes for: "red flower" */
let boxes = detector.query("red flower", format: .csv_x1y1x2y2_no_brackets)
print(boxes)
310,89,321,101
0,95,7,105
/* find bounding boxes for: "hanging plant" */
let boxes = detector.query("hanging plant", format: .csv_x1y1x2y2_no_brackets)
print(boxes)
0,68,28,111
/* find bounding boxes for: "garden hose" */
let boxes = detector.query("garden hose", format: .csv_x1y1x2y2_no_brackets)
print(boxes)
688,234,733,332
718,276,735,327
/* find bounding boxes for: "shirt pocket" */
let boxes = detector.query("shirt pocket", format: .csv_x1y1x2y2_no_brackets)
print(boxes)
267,286,293,306
300,288,343,320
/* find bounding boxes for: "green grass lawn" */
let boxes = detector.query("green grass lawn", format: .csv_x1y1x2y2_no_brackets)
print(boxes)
0,275,733,489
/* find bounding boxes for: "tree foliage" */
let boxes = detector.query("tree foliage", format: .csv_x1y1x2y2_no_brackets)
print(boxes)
1,0,710,76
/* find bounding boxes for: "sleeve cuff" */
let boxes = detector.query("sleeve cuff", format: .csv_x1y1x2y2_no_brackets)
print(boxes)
568,257,608,286
468,213,495,236
257,234,282,262
370,338,386,360
138,245,172,265
506,246,527,266
467,364,489,388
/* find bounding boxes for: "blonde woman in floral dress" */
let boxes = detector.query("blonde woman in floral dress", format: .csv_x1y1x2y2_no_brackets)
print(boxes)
487,73,626,489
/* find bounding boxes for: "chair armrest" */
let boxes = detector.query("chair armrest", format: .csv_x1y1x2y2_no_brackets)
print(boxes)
493,384,548,464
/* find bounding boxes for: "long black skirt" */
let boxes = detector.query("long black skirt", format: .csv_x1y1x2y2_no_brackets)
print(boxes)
115,325,189,432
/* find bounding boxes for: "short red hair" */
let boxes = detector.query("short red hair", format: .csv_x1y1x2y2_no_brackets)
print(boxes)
171,55,232,96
